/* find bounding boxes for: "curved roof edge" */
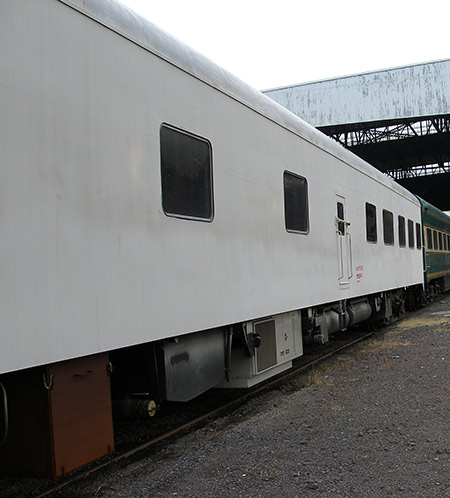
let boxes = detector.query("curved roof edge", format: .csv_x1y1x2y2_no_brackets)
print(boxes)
417,197,450,228
58,0,418,206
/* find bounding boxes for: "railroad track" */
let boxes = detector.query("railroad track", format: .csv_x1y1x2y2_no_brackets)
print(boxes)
4,328,377,498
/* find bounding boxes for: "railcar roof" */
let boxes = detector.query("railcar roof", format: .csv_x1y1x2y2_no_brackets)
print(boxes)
59,0,418,205
418,197,450,230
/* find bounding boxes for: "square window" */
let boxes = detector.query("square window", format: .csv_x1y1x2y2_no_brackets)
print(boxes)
160,125,213,221
284,171,309,233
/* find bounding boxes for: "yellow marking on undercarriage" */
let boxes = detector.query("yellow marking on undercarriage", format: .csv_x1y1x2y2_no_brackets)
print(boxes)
427,269,450,278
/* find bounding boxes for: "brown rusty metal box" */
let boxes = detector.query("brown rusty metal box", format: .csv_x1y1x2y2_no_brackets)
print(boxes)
0,353,114,479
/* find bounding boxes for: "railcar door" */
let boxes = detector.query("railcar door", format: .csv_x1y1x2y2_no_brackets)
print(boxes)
336,195,353,288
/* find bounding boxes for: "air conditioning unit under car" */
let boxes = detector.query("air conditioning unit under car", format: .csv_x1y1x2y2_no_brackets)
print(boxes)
219,310,303,388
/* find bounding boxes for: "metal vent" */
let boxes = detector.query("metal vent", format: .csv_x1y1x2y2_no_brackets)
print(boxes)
255,320,277,372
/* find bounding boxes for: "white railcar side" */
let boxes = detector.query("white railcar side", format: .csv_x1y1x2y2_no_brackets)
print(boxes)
0,0,423,375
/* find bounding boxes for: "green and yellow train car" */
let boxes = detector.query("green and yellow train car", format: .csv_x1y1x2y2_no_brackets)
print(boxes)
419,197,450,294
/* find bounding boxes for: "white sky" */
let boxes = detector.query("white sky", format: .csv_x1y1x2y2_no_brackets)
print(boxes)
119,0,449,90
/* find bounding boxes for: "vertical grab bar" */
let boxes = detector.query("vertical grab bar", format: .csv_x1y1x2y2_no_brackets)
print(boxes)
347,232,353,279
0,382,8,447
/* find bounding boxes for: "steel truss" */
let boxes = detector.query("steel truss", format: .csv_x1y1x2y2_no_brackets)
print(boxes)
328,115,450,148
386,161,450,180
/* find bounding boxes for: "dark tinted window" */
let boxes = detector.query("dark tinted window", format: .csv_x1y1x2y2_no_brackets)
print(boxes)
284,171,308,233
433,230,438,250
337,202,345,235
426,228,432,249
366,203,377,242
383,210,394,245
398,216,406,247
160,125,213,221
416,223,422,249
438,232,443,250
408,219,414,248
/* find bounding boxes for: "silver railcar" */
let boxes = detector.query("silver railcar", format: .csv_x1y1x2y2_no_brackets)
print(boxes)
0,0,424,477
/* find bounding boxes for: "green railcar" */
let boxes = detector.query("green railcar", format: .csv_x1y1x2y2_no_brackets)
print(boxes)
419,197,450,293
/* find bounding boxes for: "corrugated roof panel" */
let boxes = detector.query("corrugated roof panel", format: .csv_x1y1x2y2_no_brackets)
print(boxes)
263,60,450,127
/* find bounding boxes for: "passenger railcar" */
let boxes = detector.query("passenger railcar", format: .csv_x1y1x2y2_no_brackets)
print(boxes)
0,0,443,478
419,197,450,294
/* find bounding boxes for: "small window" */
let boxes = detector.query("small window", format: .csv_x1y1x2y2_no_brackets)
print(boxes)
337,202,345,235
444,234,448,252
416,223,422,250
447,234,450,251
407,220,414,248
383,210,394,245
426,228,432,249
398,216,406,247
365,203,377,242
433,230,438,251
160,125,213,221
438,232,443,251
284,171,309,233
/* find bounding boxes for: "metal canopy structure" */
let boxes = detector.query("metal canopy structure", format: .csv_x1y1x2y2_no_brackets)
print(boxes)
264,60,450,211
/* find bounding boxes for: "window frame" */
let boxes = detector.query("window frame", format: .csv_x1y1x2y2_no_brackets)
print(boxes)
407,219,414,249
415,223,422,250
160,124,214,222
398,215,406,248
383,209,394,245
283,170,309,235
426,228,433,249
365,203,377,243
433,230,438,251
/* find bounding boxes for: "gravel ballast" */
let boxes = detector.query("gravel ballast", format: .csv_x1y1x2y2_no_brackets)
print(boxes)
3,296,450,497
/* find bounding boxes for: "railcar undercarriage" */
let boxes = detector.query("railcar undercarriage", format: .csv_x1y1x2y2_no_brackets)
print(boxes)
0,284,426,478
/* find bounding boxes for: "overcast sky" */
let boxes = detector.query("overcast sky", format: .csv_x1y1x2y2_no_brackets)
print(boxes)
119,0,449,90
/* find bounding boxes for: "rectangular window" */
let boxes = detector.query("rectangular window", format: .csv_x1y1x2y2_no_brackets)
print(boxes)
444,234,448,252
407,219,414,248
160,125,213,221
438,232,443,251
365,203,377,242
433,230,438,250
337,202,345,235
427,228,432,249
383,210,394,245
398,216,406,247
416,223,422,250
284,171,309,233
